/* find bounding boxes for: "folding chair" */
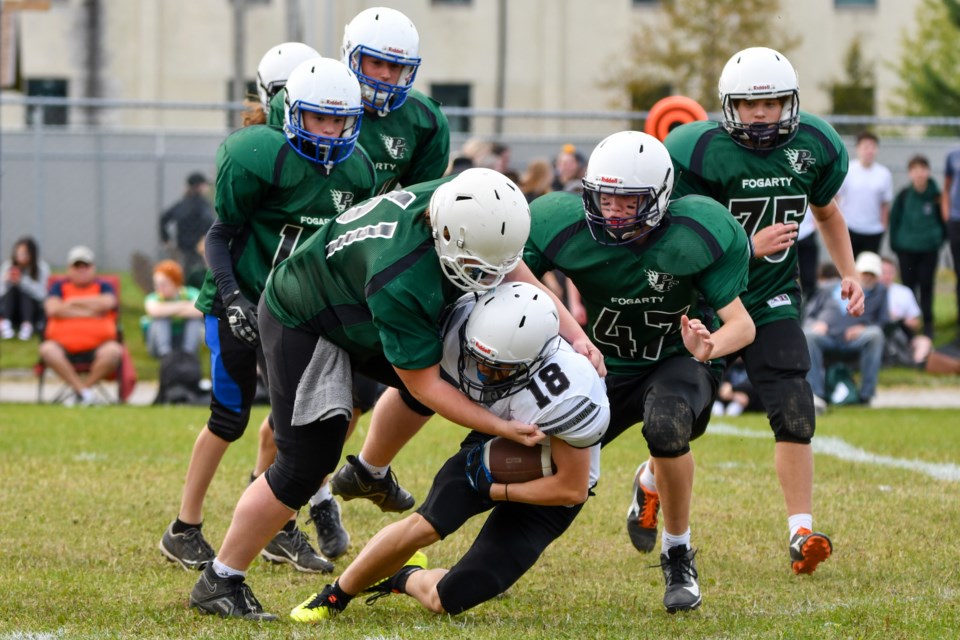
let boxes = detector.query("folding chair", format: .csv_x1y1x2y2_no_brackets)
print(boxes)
35,274,135,404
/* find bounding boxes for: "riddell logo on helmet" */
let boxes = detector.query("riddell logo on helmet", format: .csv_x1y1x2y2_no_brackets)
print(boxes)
598,176,621,185
385,46,407,55
472,339,494,355
324,99,347,106
750,84,775,91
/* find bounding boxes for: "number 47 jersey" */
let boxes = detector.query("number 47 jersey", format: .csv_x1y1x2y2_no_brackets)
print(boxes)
439,295,610,487
665,112,848,326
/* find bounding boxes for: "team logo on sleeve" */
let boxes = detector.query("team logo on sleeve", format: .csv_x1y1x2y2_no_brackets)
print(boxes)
784,148,816,174
380,134,408,160
645,269,678,293
330,190,356,214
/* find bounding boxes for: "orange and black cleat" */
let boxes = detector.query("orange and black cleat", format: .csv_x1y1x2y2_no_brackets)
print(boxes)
790,528,833,575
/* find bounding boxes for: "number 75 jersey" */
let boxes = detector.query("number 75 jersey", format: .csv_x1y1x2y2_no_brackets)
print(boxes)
665,112,848,325
524,191,749,377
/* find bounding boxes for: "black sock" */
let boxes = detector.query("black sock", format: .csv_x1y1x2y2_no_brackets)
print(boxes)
282,520,297,533
392,565,423,594
329,581,353,610
172,518,201,535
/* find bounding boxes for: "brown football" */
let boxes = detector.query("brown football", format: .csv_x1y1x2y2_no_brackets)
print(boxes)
482,437,556,484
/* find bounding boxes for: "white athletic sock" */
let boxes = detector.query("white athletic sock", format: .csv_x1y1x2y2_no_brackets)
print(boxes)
725,401,745,417
309,482,334,507
661,528,691,554
639,463,657,493
211,558,245,578
788,513,813,538
358,454,389,480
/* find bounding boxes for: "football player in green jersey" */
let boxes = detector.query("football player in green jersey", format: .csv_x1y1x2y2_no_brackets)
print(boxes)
257,8,451,559
240,42,319,127
189,169,601,620
663,47,866,576
159,57,376,577
524,131,756,613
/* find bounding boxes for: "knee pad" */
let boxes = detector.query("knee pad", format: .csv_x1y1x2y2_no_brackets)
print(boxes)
767,377,816,444
399,387,435,417
641,392,694,458
436,568,504,615
206,402,252,443
266,416,349,509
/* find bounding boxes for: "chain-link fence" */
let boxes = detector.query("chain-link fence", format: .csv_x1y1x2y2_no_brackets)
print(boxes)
3,95,960,271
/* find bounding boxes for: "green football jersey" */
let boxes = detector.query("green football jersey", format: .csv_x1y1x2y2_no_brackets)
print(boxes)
196,125,377,315
264,175,462,370
524,191,749,377
269,88,449,194
665,112,848,326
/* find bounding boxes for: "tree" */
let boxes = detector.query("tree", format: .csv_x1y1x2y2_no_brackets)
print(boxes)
823,37,874,134
603,0,800,113
889,0,960,118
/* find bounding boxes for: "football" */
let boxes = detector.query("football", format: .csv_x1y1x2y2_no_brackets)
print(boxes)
482,436,556,484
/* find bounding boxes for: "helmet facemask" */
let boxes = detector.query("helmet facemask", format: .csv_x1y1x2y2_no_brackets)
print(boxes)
348,45,420,116
721,91,799,150
284,99,363,170
582,180,669,246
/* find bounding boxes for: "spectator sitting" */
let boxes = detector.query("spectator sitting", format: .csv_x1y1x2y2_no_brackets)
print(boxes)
39,246,121,406
879,256,933,367
803,253,888,408
142,260,204,359
1,236,50,341
519,158,554,203
551,143,585,192
712,358,764,417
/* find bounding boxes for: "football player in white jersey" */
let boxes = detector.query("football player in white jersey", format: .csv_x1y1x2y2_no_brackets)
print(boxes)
289,282,610,621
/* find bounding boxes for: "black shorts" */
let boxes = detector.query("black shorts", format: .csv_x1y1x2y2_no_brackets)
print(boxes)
418,432,585,614
204,313,265,442
601,357,720,457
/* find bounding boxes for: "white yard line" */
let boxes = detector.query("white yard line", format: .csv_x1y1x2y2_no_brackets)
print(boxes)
709,423,960,482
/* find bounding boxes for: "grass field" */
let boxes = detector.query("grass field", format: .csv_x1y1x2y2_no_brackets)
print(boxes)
1,403,958,639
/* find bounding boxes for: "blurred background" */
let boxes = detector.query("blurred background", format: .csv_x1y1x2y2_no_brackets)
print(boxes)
2,0,960,270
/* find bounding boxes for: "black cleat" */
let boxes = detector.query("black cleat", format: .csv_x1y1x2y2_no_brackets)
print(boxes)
159,521,215,571
658,545,702,613
308,498,350,559
330,455,414,512
190,565,277,621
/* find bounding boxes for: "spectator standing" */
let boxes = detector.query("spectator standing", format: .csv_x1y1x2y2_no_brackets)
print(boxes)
519,158,553,203
38,246,121,407
803,252,888,408
159,172,215,279
1,236,50,340
142,260,203,359
941,147,960,339
888,155,943,338
550,143,585,192
837,132,893,256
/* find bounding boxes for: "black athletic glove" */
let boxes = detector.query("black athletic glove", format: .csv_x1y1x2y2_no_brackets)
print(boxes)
223,290,260,349
464,444,494,500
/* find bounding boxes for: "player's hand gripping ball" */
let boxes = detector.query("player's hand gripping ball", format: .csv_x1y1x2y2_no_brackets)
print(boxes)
482,436,556,484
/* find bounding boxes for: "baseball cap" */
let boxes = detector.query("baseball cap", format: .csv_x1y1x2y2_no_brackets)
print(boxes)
855,251,882,276
67,245,95,266
187,172,209,187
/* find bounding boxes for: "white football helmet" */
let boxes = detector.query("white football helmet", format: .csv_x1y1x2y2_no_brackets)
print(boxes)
581,131,674,245
256,42,320,111
429,168,531,292
341,7,421,116
459,282,561,403
718,47,800,149
283,57,363,169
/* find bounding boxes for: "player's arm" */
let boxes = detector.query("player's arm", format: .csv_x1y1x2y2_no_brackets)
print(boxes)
810,198,865,316
488,437,592,506
682,297,755,362
393,364,545,446
506,261,606,376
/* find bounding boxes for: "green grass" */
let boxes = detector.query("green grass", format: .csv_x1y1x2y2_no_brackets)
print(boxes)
1,404,958,638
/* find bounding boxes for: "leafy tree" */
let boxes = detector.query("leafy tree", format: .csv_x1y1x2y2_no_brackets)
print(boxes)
823,37,874,134
604,0,800,112
890,0,960,117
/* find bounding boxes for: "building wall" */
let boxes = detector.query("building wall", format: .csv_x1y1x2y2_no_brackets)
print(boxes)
4,0,920,131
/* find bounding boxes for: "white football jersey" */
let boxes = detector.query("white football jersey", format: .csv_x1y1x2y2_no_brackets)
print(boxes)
440,295,610,486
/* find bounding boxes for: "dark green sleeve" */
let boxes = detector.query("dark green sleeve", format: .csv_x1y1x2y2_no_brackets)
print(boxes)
695,216,750,311
369,286,444,370
523,195,560,279
268,90,284,127
214,142,269,226
398,94,451,186
665,122,719,200
805,116,849,207
888,189,906,251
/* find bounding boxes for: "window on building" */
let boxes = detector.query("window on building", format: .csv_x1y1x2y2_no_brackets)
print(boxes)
26,78,68,126
432,0,472,5
431,83,471,133
632,0,659,6
835,0,876,6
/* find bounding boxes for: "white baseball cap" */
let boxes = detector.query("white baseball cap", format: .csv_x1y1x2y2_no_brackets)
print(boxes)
854,251,882,276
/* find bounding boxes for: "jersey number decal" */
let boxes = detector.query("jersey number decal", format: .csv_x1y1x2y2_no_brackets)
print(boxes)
592,306,688,360
272,224,304,270
728,195,807,263
526,363,571,409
